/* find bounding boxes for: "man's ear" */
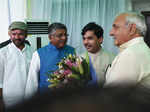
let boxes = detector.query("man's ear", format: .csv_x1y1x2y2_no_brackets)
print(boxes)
48,35,53,42
48,35,52,39
24,33,27,38
129,24,137,36
8,31,11,36
25,31,28,37
98,37,103,44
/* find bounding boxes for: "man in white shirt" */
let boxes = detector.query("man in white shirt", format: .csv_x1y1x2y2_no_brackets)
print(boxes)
105,12,150,89
0,21,33,109
81,22,115,86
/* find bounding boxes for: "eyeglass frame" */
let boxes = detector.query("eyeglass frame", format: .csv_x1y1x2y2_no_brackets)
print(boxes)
50,33,69,38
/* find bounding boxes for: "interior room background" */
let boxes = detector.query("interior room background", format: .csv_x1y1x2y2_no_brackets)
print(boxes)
1,0,148,54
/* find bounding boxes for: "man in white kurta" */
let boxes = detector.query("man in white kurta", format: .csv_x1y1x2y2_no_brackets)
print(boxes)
81,22,115,86
0,21,33,108
105,12,150,88
0,42,33,107
105,37,150,87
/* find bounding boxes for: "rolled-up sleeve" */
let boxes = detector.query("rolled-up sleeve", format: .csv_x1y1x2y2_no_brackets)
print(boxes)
25,51,40,99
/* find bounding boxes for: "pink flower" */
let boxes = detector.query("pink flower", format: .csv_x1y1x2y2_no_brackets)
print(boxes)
72,63,78,67
54,71,59,75
65,60,73,68
63,69,72,75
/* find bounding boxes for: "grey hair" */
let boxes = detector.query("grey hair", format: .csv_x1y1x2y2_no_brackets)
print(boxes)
123,12,147,36
48,22,67,35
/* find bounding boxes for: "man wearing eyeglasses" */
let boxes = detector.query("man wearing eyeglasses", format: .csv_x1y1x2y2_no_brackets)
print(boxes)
25,22,75,99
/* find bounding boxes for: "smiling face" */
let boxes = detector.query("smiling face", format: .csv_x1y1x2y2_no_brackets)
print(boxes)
83,31,103,53
110,14,133,47
9,29,27,49
49,29,68,48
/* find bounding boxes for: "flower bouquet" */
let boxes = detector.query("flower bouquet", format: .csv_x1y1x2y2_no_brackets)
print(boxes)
47,53,92,90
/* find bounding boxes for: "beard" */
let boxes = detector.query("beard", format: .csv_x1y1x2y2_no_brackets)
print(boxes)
12,39,25,48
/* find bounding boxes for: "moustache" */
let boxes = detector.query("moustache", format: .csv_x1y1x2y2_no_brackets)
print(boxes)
14,39,22,41
59,40,67,43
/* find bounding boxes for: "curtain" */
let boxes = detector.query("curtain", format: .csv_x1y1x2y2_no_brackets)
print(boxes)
9,0,27,22
28,0,132,54
0,0,27,43
0,1,9,43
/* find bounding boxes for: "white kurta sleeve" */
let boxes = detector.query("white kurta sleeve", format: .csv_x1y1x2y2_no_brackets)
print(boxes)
105,51,140,87
25,51,40,99
0,54,4,88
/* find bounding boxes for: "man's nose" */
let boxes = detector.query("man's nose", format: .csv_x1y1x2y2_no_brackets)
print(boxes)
109,29,114,36
83,39,88,44
61,35,67,39
15,34,20,39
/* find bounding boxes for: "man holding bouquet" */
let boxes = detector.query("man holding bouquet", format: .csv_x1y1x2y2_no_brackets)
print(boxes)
25,23,75,99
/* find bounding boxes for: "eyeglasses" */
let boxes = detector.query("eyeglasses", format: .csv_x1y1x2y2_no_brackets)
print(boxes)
52,33,69,38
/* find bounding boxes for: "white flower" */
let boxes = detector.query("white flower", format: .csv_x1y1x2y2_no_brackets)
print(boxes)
59,69,64,74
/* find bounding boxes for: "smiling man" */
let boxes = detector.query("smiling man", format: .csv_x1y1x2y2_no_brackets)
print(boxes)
25,22,75,99
0,21,33,109
104,12,150,88
81,22,115,86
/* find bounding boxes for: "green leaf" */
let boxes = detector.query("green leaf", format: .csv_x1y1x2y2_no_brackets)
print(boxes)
48,83,58,88
68,74,80,80
85,52,90,77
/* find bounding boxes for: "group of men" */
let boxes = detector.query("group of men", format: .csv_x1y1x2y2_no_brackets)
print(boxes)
0,11,150,111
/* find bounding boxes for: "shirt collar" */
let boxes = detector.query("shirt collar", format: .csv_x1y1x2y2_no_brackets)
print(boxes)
22,44,27,52
88,47,103,56
119,37,144,52
10,42,27,52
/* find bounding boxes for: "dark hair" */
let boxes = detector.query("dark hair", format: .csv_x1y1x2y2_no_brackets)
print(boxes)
48,22,67,35
81,22,104,38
